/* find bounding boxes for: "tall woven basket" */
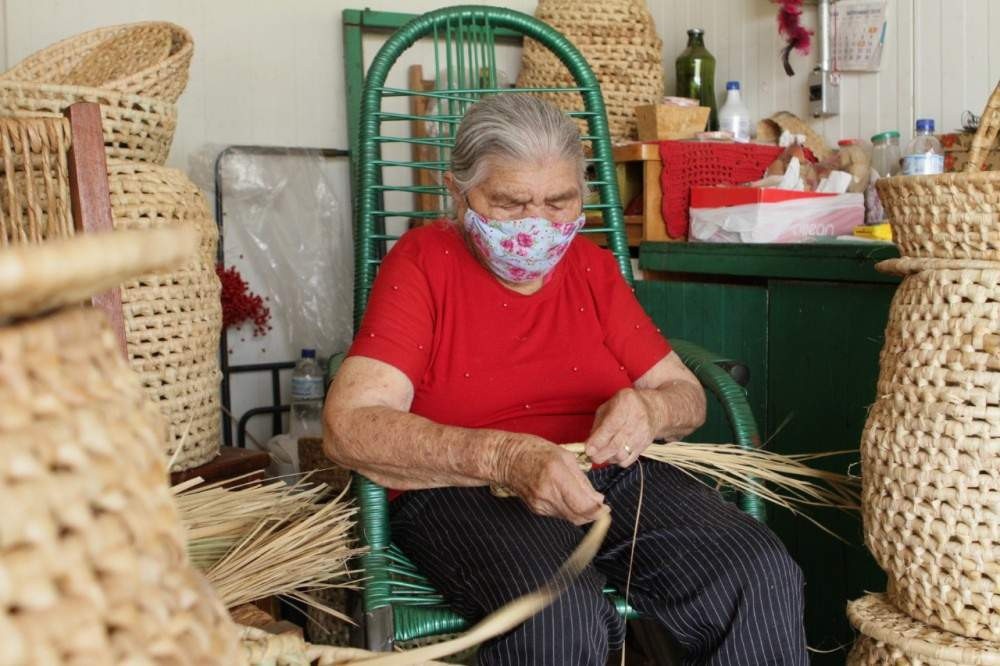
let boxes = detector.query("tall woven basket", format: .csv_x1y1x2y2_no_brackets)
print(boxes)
108,161,224,471
861,80,1000,641
0,229,241,665
516,0,664,143
0,115,222,471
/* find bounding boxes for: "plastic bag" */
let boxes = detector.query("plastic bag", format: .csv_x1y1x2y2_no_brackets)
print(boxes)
188,145,353,358
690,193,864,243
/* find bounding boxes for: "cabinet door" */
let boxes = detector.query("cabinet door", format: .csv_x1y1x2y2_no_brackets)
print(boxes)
766,279,894,664
636,279,767,444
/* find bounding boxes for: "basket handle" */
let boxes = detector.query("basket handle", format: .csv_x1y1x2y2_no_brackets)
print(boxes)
965,79,1000,173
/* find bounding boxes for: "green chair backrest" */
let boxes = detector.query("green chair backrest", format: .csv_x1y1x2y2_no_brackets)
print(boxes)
354,5,631,332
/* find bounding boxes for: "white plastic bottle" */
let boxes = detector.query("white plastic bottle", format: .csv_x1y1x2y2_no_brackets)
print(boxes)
718,80,751,143
290,348,324,438
902,118,944,176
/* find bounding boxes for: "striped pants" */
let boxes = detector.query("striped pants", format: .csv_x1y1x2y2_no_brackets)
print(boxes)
391,460,808,666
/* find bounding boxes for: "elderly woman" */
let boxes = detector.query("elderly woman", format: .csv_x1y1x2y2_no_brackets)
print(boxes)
325,94,806,665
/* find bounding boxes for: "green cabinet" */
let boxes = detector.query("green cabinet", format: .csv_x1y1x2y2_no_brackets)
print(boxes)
637,241,900,664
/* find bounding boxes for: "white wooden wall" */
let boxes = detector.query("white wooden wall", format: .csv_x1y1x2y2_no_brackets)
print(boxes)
3,1,997,171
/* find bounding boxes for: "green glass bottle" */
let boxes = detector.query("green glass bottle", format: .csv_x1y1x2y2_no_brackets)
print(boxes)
675,28,719,131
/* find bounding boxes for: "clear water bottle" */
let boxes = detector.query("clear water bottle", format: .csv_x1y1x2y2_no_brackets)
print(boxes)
871,131,902,177
718,81,751,142
902,119,944,176
290,348,324,438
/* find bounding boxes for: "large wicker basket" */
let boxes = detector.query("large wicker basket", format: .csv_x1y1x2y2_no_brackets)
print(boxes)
847,594,1000,666
516,0,664,143
0,80,176,163
1,21,193,102
0,229,241,665
108,161,223,471
861,80,1000,641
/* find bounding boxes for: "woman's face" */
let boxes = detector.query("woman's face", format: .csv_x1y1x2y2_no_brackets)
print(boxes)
454,157,583,224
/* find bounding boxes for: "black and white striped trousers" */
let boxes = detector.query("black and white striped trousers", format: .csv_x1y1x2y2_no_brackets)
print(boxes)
391,460,808,665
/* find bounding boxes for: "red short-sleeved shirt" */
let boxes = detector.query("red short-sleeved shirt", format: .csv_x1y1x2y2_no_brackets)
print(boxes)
348,221,671,446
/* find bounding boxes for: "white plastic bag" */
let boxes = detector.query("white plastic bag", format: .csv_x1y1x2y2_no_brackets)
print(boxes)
690,193,864,243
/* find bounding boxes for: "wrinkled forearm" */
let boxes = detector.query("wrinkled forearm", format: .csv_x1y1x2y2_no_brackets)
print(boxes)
637,380,706,441
323,405,529,490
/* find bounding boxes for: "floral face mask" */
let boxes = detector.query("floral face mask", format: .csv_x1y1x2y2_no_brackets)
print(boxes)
462,207,585,283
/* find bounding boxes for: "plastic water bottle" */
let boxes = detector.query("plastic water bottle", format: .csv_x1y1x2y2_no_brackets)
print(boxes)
290,348,324,438
718,81,751,142
902,119,944,176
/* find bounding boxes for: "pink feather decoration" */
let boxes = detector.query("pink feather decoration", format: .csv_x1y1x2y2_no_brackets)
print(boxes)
777,0,813,76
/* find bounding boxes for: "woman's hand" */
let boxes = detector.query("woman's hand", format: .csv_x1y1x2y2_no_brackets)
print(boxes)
496,437,605,525
585,388,658,467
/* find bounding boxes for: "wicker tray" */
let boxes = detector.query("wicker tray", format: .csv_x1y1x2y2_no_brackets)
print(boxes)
847,594,1000,665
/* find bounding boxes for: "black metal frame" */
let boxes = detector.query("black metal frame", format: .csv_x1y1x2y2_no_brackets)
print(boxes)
213,145,350,446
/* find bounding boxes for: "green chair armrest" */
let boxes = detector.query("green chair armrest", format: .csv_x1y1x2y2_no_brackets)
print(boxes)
669,338,766,522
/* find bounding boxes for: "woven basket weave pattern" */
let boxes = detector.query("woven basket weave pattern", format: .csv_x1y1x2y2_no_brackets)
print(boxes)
1,21,193,102
0,116,73,247
108,161,223,471
516,0,663,142
0,80,176,164
0,306,238,664
861,263,1000,640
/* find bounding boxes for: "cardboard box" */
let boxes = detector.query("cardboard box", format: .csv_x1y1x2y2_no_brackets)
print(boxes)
635,104,710,142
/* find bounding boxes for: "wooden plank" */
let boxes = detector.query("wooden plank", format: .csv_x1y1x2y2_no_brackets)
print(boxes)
65,102,127,357
169,446,271,487
409,64,443,222
640,241,900,283
642,155,671,242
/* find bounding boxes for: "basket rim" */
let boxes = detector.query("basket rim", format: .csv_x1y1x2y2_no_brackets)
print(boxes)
875,256,1000,275
0,78,178,114
2,21,193,71
848,594,1000,665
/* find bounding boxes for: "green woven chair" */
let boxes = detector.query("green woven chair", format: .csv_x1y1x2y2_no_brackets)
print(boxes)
339,5,765,652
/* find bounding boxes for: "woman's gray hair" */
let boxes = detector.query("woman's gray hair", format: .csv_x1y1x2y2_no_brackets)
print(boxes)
450,94,586,195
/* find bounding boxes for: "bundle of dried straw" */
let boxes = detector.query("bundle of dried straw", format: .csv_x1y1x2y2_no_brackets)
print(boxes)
173,475,367,618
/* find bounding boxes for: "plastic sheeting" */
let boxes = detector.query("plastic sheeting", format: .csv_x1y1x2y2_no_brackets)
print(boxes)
189,145,354,359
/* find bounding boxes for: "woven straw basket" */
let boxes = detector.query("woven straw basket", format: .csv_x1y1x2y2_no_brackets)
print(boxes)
0,116,73,247
1,21,193,102
878,80,1000,261
861,80,1000,642
0,80,176,163
0,229,241,665
848,594,1000,666
0,115,222,471
516,0,664,143
107,161,223,471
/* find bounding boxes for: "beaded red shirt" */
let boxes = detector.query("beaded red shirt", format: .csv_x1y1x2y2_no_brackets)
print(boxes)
348,221,671,445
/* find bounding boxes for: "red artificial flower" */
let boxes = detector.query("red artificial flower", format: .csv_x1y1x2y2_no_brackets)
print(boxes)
777,0,813,76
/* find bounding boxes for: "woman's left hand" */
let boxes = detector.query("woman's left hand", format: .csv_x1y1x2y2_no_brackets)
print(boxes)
585,388,658,467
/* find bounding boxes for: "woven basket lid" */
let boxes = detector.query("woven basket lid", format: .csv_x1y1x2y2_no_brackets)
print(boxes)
848,594,1000,665
0,226,197,320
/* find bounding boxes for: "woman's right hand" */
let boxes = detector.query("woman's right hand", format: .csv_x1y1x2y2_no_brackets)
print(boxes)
496,438,606,525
